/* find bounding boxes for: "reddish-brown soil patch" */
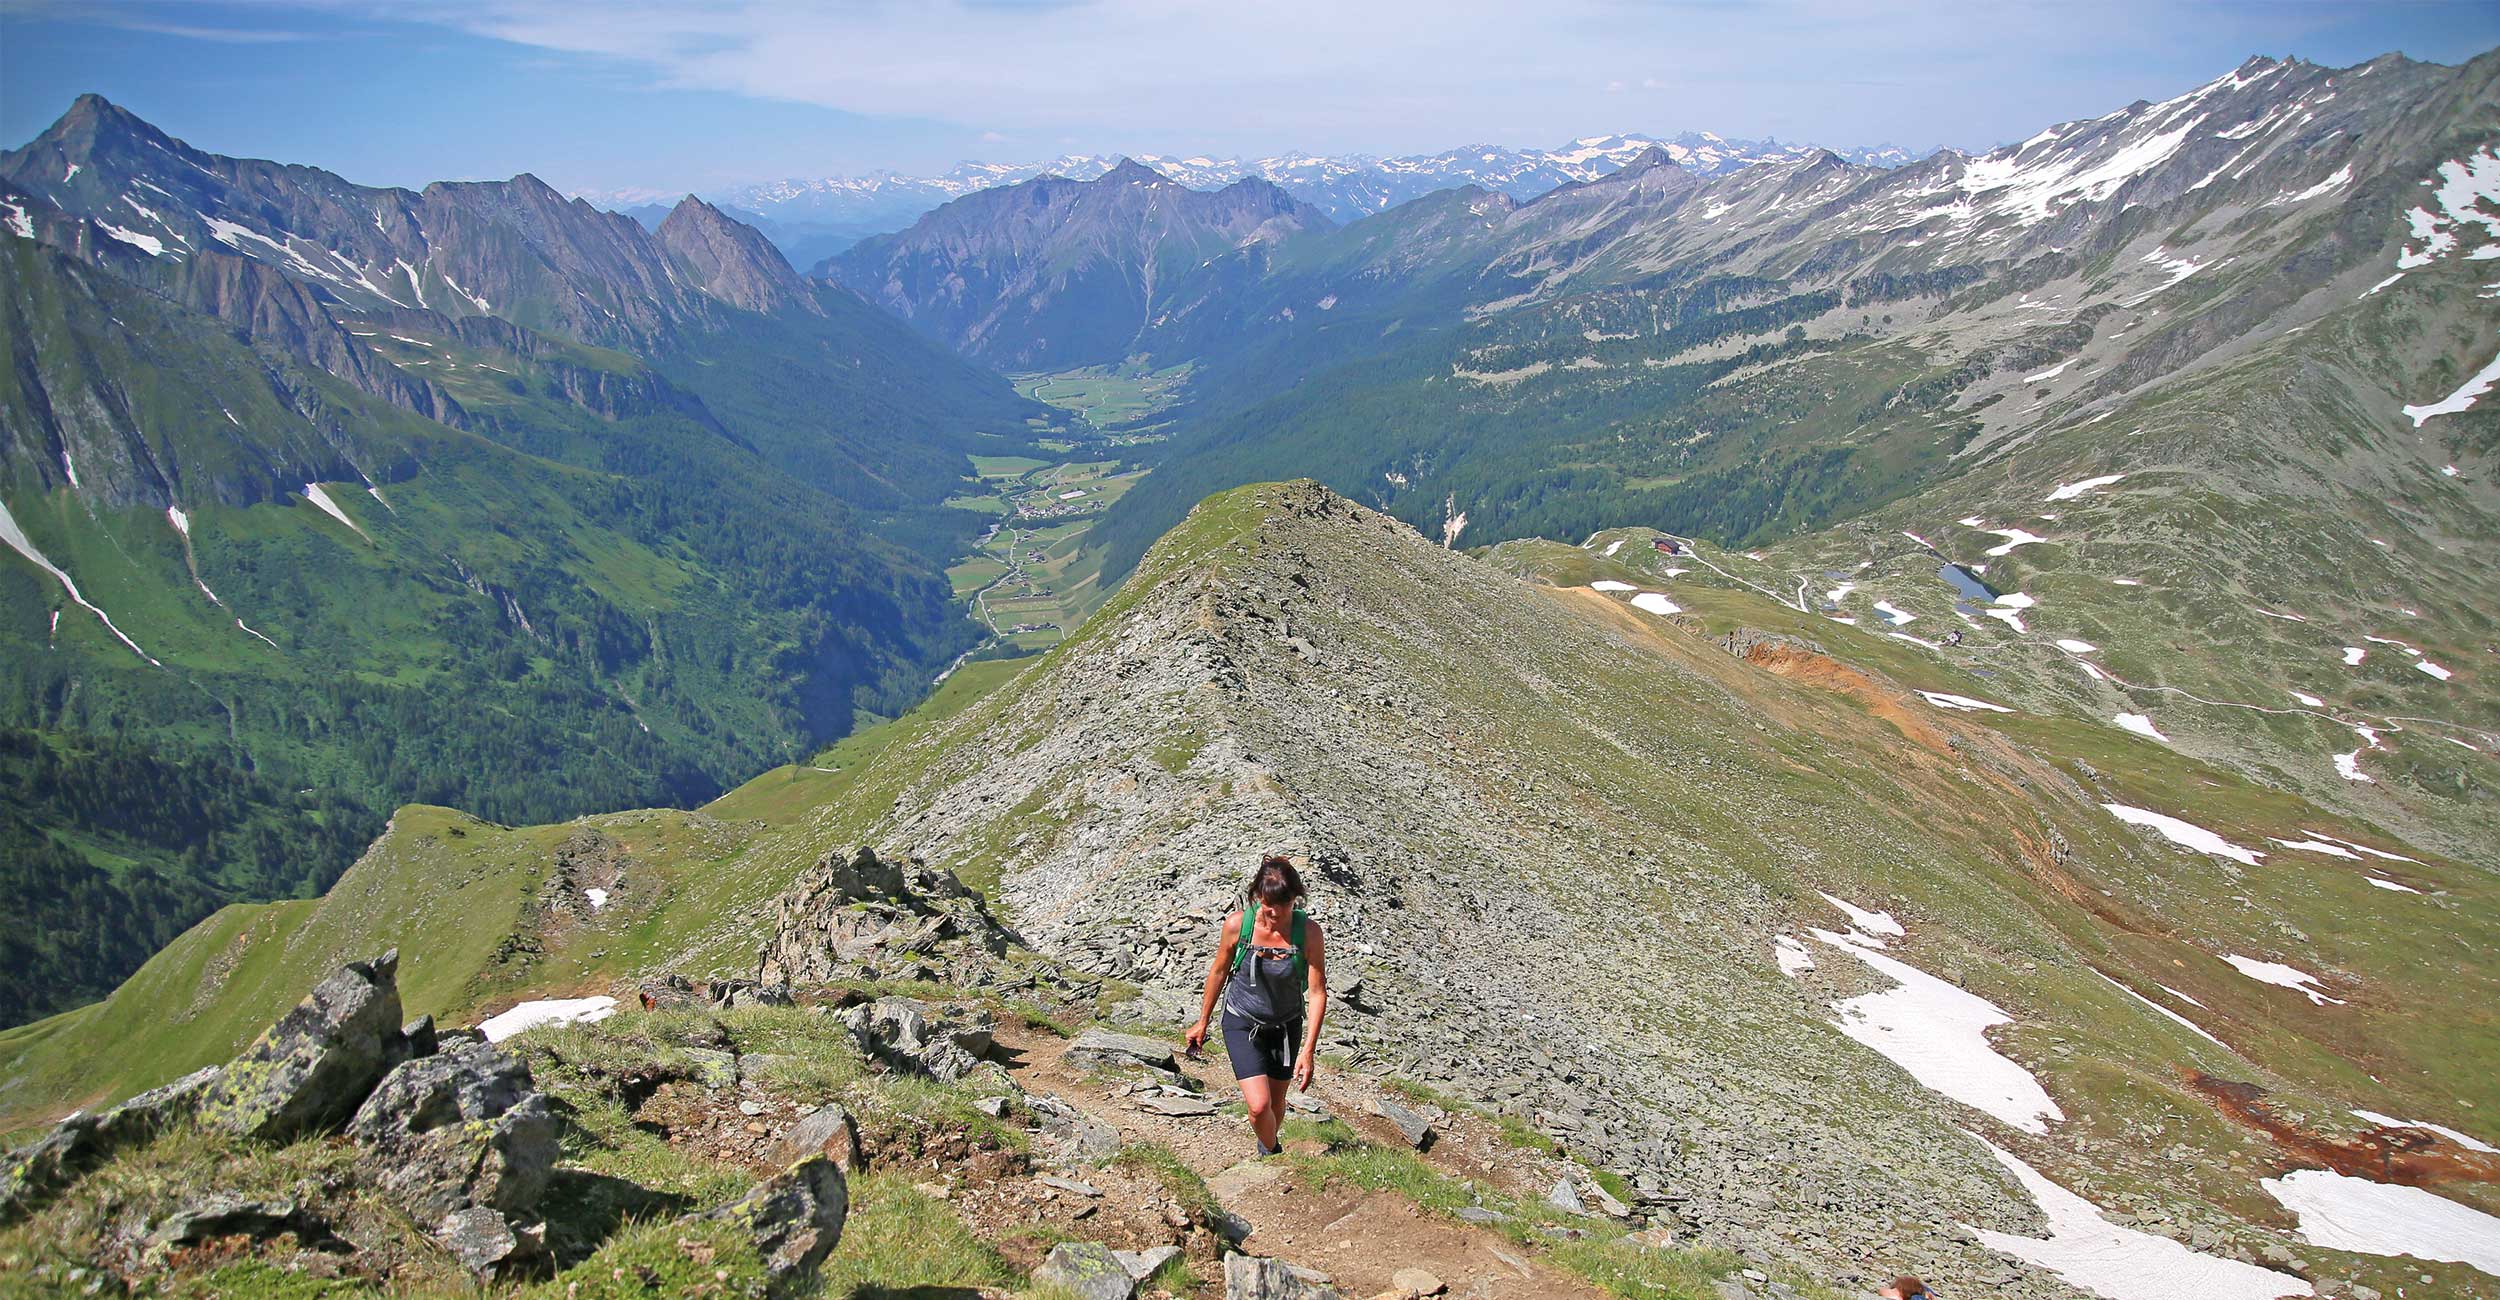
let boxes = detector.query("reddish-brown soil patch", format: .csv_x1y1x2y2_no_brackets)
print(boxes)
2188,1073,2500,1185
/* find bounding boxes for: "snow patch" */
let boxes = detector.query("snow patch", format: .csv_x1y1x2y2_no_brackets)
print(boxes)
2415,660,2452,681
2364,877,2421,894
1773,935,1814,976
2262,1169,2500,1275
1972,1135,2313,1300
584,887,610,911
1629,592,1681,616
1588,580,1636,592
2333,750,2372,783
1817,893,1904,939
1919,691,2014,714
1872,600,1915,626
479,996,618,1043
2114,713,2168,742
99,224,164,256
2291,691,2323,707
2341,647,2365,666
2350,1111,2499,1154
2101,804,2263,865
2267,838,2359,860
2299,831,2420,864
2046,474,2123,502
1601,539,1624,557
2403,340,2500,427
301,483,371,542
2095,971,2229,1051
1809,931,2062,1133
2054,638,2095,653
0,494,159,665
2221,955,2343,1005
166,506,189,538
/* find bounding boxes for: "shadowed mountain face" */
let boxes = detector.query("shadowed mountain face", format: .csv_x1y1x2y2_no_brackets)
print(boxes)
823,159,1335,369
0,96,1063,1024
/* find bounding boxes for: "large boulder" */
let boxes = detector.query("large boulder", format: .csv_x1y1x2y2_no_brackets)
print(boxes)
699,1155,848,1293
347,1038,557,1221
1034,1240,1138,1300
1,1066,221,1221
1226,1254,1343,1299
197,951,410,1142
776,1103,860,1171
755,847,1016,985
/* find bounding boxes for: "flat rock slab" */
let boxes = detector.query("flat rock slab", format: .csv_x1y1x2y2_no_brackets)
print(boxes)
1368,1097,1434,1149
1208,1159,1287,1203
1115,1243,1183,1281
1137,1092,1218,1117
1066,1029,1179,1073
1038,1174,1103,1197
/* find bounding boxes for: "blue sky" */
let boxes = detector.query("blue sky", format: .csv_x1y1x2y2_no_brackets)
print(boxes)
4,1,2495,196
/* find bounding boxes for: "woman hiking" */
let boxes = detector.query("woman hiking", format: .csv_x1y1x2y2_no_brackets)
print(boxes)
1185,855,1328,1158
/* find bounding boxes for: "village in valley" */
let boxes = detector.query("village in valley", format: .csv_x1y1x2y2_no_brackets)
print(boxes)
939,363,1184,658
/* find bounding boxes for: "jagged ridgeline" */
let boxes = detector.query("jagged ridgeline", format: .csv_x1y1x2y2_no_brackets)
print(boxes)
9,482,2496,1298
0,96,1073,1024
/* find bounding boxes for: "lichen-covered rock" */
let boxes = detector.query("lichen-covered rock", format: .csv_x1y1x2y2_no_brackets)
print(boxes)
1035,1239,1138,1300
0,1066,221,1221
435,1205,547,1278
755,847,1016,985
140,1194,335,1259
197,951,407,1142
347,1039,556,1221
699,1155,848,1292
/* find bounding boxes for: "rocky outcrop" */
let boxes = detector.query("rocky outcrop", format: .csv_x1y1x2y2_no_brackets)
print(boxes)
756,847,1016,986
1225,1254,1343,1299
837,996,1003,1086
196,950,411,1142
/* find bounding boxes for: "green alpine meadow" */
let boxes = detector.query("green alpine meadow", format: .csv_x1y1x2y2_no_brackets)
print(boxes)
0,10,2496,1300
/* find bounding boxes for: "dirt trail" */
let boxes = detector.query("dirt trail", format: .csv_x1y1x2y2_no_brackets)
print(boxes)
991,1022,1617,1300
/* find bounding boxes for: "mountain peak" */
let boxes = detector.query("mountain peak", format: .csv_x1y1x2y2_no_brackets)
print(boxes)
27,93,184,163
656,191,812,316
1103,157,1168,185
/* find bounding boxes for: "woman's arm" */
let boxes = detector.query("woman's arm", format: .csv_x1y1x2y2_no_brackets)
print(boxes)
1294,922,1328,1090
1185,910,1240,1051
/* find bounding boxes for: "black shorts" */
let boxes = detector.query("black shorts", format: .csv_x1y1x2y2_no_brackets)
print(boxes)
1220,1008,1303,1082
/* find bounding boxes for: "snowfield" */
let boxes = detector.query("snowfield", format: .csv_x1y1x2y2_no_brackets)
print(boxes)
2045,474,2124,503
2221,955,2343,1005
2403,338,2500,427
1629,592,1680,616
480,996,618,1042
2262,1169,2500,1275
1972,1135,2314,1300
2101,804,2263,865
1588,580,1636,592
1809,928,2063,1133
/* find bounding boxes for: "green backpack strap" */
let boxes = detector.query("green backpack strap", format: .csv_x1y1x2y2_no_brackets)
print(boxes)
1231,904,1311,980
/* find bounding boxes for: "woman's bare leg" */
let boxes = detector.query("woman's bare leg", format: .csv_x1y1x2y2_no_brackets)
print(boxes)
1238,1073,1284,1151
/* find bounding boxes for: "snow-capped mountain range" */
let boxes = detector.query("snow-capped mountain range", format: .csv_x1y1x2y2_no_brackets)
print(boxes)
580,132,1927,255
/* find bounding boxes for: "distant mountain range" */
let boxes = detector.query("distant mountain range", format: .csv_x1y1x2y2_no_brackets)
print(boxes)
587,132,1929,263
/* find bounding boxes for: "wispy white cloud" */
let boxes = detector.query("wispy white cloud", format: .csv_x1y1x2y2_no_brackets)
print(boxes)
37,0,2494,160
